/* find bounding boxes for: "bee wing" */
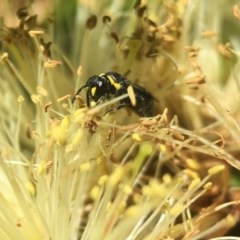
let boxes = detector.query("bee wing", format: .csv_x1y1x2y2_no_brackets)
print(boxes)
131,83,158,102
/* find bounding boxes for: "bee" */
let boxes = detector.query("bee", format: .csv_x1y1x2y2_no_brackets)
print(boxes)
72,71,156,117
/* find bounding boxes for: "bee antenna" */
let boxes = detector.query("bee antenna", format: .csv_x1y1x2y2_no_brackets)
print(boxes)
71,85,88,103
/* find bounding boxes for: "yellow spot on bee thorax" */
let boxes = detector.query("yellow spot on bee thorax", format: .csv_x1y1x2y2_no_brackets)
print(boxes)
107,75,121,90
91,87,97,96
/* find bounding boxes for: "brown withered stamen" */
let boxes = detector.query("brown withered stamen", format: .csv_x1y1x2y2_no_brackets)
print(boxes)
102,15,111,23
86,15,97,30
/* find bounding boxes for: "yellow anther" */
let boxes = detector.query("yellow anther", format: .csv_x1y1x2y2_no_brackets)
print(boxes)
208,165,225,175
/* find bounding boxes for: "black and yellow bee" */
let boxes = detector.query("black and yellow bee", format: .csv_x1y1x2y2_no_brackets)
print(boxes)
72,71,156,117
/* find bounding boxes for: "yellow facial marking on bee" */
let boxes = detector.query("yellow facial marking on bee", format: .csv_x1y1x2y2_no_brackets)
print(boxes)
91,87,97,96
90,101,97,107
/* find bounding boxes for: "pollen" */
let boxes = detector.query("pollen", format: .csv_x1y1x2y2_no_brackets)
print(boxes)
71,129,83,147
125,205,141,218
96,156,104,165
31,94,42,104
122,184,132,194
109,167,124,185
188,177,201,191
142,180,167,197
37,86,48,96
98,175,108,185
90,185,100,200
131,133,142,141
50,125,67,143
79,162,91,172
226,214,236,227
185,158,200,170
37,160,47,175
159,144,167,153
204,182,212,190
208,165,225,175
0,52,8,62
25,181,36,197
28,30,44,37
73,109,86,123
17,95,24,103
162,174,172,185
170,203,184,217
61,116,70,129
183,169,199,179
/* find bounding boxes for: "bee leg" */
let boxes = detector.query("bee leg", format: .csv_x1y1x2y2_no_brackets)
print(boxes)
103,102,131,116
